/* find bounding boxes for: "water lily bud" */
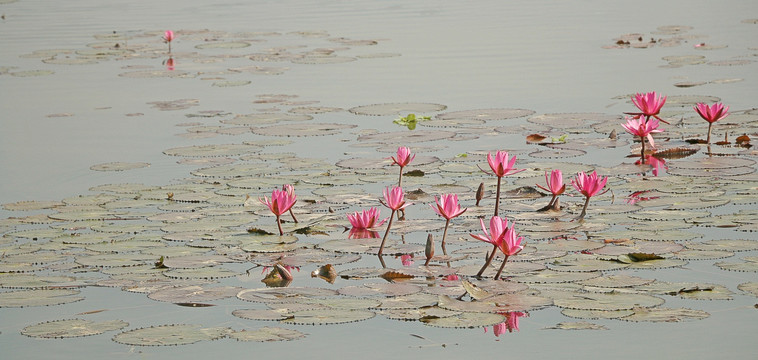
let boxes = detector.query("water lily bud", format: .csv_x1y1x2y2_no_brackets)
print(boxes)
476,182,485,206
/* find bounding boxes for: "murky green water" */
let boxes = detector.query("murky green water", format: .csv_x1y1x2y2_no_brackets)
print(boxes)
2,0,757,359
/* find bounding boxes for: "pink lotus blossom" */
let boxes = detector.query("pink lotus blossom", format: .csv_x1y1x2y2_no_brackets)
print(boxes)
627,91,667,122
470,216,508,246
571,171,608,219
430,194,467,220
622,116,663,150
485,151,524,178
694,102,729,144
259,187,297,235
497,225,524,257
399,254,414,267
347,208,387,229
391,146,415,168
382,186,410,211
163,30,175,53
536,169,565,210
482,151,524,217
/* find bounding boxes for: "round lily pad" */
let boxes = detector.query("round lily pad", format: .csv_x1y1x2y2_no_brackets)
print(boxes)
147,285,243,303
348,103,447,116
737,282,758,297
544,321,608,330
163,144,261,157
227,327,306,342
112,324,231,346
553,292,664,311
90,162,150,171
281,309,375,325
421,312,505,328
252,123,357,137
22,319,129,338
561,308,634,320
621,307,710,322
237,287,339,303
0,289,84,308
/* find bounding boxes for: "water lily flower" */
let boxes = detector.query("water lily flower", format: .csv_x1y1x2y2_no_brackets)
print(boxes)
163,30,175,53
480,151,524,216
259,187,297,236
378,186,411,257
571,171,608,219
282,184,299,223
399,254,414,267
470,216,508,278
430,194,467,253
494,224,525,280
536,169,566,210
626,91,667,123
694,102,729,144
347,207,387,230
391,146,415,187
621,116,664,164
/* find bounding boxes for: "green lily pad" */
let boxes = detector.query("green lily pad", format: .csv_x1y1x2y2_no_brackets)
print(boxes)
22,319,129,338
281,309,375,325
421,312,505,328
544,321,608,330
227,327,306,342
112,324,231,346
0,289,84,308
621,307,710,322
553,292,664,311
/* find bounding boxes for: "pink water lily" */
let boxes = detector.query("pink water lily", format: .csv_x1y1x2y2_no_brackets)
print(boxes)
347,207,387,229
391,146,415,187
282,184,299,223
431,193,467,253
626,91,667,123
571,171,608,219
378,186,411,258
471,216,509,278
481,151,524,216
493,224,525,279
536,169,565,210
694,102,729,144
163,30,175,53
259,187,297,235
621,116,664,163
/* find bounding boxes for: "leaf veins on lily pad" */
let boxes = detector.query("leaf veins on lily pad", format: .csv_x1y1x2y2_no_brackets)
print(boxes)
22,319,129,338
112,324,231,346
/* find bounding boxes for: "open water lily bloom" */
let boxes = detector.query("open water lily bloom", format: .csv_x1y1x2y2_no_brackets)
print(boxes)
621,116,663,149
627,91,667,122
382,186,410,211
430,194,467,220
497,225,524,257
470,216,508,246
571,171,608,198
694,102,729,144
347,208,387,229
536,169,565,197
485,151,524,177
259,188,297,216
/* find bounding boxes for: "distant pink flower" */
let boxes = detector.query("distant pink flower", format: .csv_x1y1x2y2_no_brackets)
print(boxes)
391,146,415,168
470,216,508,246
382,186,410,211
694,102,729,144
260,187,297,235
444,274,460,281
400,254,414,267
164,30,175,42
163,30,175,53
347,208,387,229
627,91,667,122
430,194,467,220
571,171,608,219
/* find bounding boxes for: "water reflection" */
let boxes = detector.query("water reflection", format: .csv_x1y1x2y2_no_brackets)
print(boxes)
396,253,414,267
261,263,298,288
484,312,528,338
635,155,667,176
348,228,380,239
163,56,175,71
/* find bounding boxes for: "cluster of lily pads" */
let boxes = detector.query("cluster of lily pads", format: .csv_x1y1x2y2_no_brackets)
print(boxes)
1,27,758,347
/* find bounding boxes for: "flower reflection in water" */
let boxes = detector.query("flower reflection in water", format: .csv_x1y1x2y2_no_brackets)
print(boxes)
635,155,667,176
348,228,380,239
485,312,528,338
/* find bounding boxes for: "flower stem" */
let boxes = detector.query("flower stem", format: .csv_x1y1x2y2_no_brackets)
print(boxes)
707,123,713,144
578,196,591,219
378,210,396,257
289,209,298,223
398,168,403,188
640,136,646,164
494,255,510,280
441,218,450,255
276,215,283,236
494,176,502,217
476,244,499,277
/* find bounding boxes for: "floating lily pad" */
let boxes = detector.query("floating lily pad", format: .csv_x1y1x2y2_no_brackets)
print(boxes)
112,324,231,346
148,285,243,303
738,282,758,297
554,292,664,311
163,144,261,157
348,103,447,116
561,308,634,320
281,309,375,325
237,287,339,303
0,289,84,308
621,307,710,322
339,283,422,297
227,327,306,342
253,123,357,137
22,319,129,338
90,162,150,171
421,312,505,328
544,321,608,330
196,41,251,49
